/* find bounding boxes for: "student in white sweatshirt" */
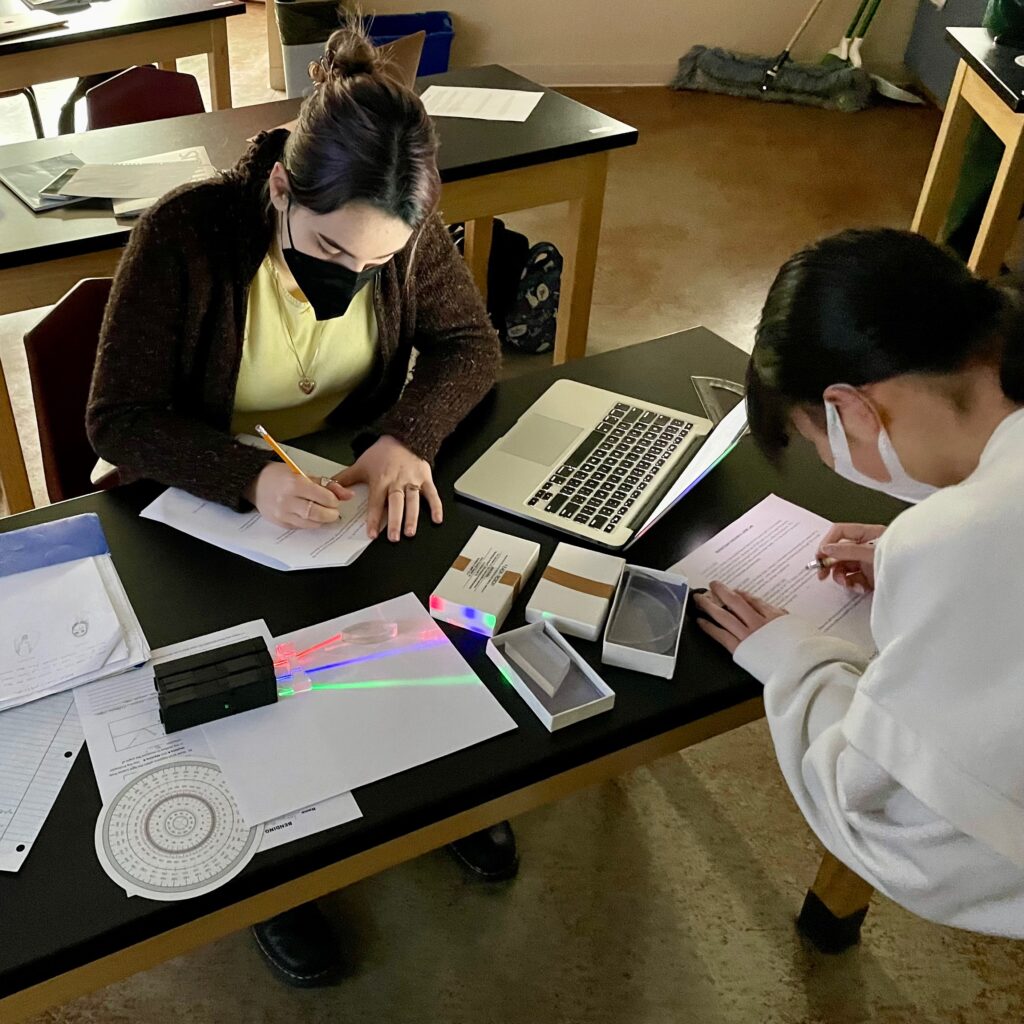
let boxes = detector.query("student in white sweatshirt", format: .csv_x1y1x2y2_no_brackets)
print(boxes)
694,229,1024,938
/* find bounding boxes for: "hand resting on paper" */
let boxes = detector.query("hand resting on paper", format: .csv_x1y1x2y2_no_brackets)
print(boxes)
245,462,353,529
693,581,787,655
815,523,885,594
333,435,443,543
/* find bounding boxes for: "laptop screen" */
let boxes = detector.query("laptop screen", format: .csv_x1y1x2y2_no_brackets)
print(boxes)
627,399,748,548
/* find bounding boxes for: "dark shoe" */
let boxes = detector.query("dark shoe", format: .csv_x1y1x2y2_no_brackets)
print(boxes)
251,902,343,988
447,820,519,881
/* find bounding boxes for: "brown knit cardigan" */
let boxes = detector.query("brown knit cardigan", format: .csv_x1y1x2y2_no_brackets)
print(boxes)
86,129,500,510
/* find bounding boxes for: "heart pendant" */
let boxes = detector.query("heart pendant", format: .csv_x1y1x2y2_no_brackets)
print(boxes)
298,378,316,395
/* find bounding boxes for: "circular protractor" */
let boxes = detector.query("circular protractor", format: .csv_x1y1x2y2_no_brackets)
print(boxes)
96,760,262,900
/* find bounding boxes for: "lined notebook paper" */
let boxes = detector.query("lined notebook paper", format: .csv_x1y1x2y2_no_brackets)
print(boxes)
0,692,84,872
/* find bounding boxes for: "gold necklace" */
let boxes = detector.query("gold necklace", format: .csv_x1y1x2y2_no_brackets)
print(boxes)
267,256,323,395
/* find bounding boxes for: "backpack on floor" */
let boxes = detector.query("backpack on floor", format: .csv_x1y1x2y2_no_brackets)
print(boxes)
505,242,563,355
448,219,530,347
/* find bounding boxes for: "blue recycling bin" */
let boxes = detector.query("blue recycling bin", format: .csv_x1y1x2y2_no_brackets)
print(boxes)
363,12,454,76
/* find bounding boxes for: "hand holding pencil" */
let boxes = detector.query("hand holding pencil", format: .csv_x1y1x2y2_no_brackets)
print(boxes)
808,523,885,593
245,425,353,530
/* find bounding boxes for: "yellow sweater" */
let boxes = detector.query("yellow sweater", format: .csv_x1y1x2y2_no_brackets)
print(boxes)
231,255,378,440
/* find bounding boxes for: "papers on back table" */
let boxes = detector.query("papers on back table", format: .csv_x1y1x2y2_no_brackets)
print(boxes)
420,85,543,121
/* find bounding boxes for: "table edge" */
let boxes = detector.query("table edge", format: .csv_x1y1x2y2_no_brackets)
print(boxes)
0,1,246,55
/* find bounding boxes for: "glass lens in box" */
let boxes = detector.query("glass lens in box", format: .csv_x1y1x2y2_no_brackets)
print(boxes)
493,629,604,713
606,569,688,655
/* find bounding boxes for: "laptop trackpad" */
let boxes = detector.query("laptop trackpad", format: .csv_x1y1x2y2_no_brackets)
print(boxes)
499,414,582,467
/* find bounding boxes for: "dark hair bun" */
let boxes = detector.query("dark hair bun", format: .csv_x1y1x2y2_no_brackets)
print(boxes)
308,26,381,86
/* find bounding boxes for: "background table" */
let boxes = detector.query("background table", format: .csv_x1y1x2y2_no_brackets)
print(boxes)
0,0,243,112
0,66,635,515
0,328,903,1022
0,64,637,367
912,27,1024,278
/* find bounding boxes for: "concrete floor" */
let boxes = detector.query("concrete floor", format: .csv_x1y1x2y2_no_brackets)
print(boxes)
5,7,1024,1024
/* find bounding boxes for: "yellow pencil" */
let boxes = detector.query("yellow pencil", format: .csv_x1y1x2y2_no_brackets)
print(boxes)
255,424,305,478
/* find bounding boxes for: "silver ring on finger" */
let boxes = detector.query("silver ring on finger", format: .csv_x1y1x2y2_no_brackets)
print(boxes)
304,499,313,520
319,476,332,488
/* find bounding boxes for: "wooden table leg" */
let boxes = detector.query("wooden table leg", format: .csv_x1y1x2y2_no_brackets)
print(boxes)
266,1,284,92
553,151,608,364
968,117,1024,278
157,60,177,72
462,217,494,304
912,60,973,242
0,361,33,515
797,849,874,954
207,19,233,110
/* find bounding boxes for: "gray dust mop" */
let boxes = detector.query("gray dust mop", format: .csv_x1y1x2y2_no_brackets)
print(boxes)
672,0,874,112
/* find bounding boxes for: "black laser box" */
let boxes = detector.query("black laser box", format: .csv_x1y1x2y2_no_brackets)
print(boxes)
155,637,277,733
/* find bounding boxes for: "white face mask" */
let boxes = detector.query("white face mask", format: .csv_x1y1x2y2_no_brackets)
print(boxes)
825,398,938,504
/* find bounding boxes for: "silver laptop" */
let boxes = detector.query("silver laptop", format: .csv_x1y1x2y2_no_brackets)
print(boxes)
455,380,747,549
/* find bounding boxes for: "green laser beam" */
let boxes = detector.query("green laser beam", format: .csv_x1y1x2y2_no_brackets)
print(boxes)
278,674,478,697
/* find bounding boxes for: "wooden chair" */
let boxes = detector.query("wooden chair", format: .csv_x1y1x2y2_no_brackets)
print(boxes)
1,86,43,138
21,278,115,505
85,65,204,131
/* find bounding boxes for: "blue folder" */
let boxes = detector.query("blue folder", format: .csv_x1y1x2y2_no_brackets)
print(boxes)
0,514,110,579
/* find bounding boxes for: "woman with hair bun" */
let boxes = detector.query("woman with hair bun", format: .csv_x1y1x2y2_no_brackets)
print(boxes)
88,26,516,985
695,229,1024,938
90,25,497,543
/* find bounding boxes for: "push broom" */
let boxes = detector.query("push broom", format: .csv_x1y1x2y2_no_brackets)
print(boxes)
672,0,874,112
824,0,925,104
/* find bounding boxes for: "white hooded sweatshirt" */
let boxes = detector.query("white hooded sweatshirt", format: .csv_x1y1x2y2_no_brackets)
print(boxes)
734,408,1024,936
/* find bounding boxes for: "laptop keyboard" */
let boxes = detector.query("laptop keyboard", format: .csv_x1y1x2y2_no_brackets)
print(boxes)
527,403,693,534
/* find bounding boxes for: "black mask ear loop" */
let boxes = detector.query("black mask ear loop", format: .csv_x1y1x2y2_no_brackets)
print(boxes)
283,193,296,252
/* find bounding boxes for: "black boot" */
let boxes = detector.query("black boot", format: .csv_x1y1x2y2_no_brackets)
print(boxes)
447,820,519,881
251,902,343,988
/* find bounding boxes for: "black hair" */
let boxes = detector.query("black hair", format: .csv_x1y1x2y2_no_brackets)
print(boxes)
282,25,441,228
747,228,1024,461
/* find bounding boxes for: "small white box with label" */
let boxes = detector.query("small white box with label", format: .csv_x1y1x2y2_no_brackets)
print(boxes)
430,526,540,636
488,620,615,731
525,543,625,641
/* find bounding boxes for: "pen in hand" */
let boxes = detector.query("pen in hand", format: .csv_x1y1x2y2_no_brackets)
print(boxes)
805,538,877,571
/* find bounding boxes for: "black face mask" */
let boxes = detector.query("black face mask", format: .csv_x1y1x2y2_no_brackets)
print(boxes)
282,200,385,321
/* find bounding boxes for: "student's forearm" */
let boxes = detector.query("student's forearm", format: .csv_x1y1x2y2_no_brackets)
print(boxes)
88,405,274,509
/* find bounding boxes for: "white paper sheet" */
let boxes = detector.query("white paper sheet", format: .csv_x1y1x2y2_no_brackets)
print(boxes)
203,594,517,827
0,555,148,712
61,161,201,199
74,622,361,850
668,494,874,650
140,442,373,571
112,147,216,219
0,692,84,872
420,85,543,122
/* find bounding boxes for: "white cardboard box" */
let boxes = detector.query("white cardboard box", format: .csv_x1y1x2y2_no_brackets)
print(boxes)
488,620,615,731
601,565,689,679
525,543,626,641
430,526,540,636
